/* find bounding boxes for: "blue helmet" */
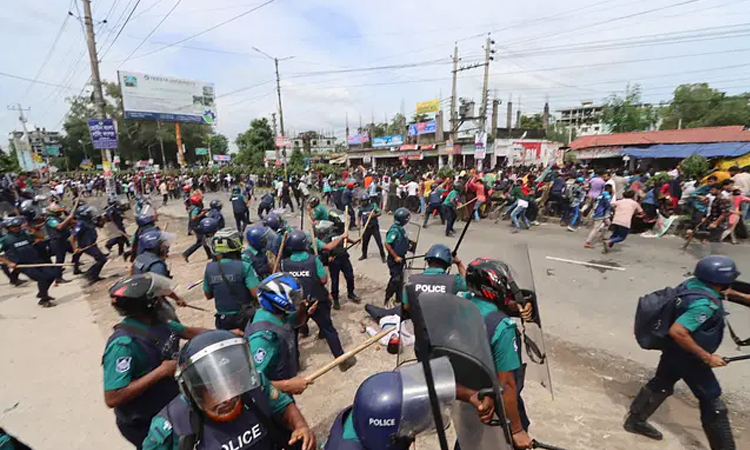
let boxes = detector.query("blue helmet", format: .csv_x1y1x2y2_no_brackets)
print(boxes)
136,212,156,227
394,207,410,226
257,273,303,315
353,372,403,450
286,230,308,252
245,225,266,250
5,216,25,228
424,244,452,267
694,255,740,286
199,217,220,235
264,214,283,232
138,230,163,252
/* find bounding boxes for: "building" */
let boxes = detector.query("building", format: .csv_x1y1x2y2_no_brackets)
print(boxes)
556,102,607,137
291,134,337,154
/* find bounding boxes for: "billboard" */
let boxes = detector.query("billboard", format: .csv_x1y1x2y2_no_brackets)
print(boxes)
275,136,292,148
408,120,437,136
416,99,440,115
348,134,369,145
213,154,231,162
118,71,217,124
372,135,404,148
87,119,118,150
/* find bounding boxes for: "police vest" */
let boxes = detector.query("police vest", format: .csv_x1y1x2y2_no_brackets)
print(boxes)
107,208,125,231
428,190,442,205
484,309,525,394
260,194,274,206
205,260,253,313
208,209,225,229
359,208,378,229
74,221,98,247
243,248,270,282
104,321,180,425
324,407,366,450
189,207,203,228
231,195,248,214
671,281,725,354
134,252,170,278
45,218,70,240
244,319,299,380
134,224,160,257
2,232,42,264
388,225,408,257
156,390,277,450
406,273,457,303
281,254,329,303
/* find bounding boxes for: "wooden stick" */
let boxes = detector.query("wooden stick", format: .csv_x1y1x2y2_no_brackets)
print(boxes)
308,216,319,257
344,205,350,237
456,197,478,211
187,278,204,290
272,232,289,273
305,327,393,383
15,263,77,268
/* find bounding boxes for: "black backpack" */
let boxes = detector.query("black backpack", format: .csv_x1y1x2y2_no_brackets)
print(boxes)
634,284,719,350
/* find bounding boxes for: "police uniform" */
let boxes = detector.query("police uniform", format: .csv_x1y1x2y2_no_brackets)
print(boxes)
203,258,260,330
182,206,211,261
241,245,271,282
245,308,300,380
104,204,129,256
130,223,160,261
231,192,250,232
208,207,226,230
0,229,57,300
102,317,183,448
142,373,292,450
45,214,76,280
258,194,274,218
327,234,357,306
325,407,363,450
422,187,445,228
341,188,356,228
384,223,408,304
443,188,460,236
133,251,171,278
281,250,346,358
357,201,384,260
72,218,107,281
0,230,22,285
312,203,329,222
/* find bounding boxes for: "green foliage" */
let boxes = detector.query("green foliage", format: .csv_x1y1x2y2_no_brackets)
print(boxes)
645,173,673,189
519,113,544,129
602,84,658,132
409,113,429,125
235,118,274,167
0,147,20,173
546,124,576,144
679,154,710,181
660,83,750,130
437,167,454,180
387,113,406,136
563,150,578,164
207,133,229,155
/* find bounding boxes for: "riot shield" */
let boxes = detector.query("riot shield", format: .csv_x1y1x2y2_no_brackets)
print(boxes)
499,244,554,398
409,291,513,450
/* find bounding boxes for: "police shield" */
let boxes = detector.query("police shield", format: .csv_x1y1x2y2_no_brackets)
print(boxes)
499,243,554,397
409,292,513,450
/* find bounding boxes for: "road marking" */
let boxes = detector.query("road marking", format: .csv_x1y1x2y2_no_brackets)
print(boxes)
545,256,626,272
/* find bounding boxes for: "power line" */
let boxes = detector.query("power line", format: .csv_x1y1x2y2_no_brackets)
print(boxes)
19,12,70,99
0,70,85,90
114,0,184,70
99,0,142,59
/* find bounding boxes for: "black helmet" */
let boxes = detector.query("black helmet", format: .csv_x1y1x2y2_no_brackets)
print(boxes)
309,196,320,207
394,207,410,226
109,273,174,317
19,200,42,221
75,205,98,221
328,210,345,234
209,200,222,210
359,192,370,202
466,258,516,304
424,244,452,268
5,216,25,228
286,229,309,252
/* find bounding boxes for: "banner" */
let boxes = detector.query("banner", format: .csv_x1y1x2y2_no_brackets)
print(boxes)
445,140,454,155
213,154,231,162
80,159,93,169
87,119,119,150
45,146,61,156
416,99,440,115
372,135,404,148
195,147,208,155
408,120,437,136
119,71,217,124
347,134,369,145
275,136,292,148
475,132,487,159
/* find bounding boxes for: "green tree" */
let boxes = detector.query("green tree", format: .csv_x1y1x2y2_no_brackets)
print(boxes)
235,118,274,168
519,113,544,129
207,133,229,155
387,113,406,135
288,148,305,172
660,83,750,129
0,145,20,173
602,84,657,132
679,154,710,181
409,113,429,125
546,124,576,144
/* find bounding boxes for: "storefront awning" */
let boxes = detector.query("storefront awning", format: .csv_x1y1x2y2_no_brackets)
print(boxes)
622,142,750,159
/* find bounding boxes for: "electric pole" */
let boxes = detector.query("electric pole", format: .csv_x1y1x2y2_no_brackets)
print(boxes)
7,104,35,172
449,43,459,167
479,35,495,133
81,0,114,196
274,58,285,136
271,113,278,137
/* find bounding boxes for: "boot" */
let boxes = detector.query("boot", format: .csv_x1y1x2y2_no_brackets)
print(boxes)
298,323,310,338
348,293,361,304
332,298,341,310
623,386,671,440
55,278,71,284
358,255,367,261
11,279,28,287
73,267,84,275
381,254,387,264
339,356,357,372
702,399,736,450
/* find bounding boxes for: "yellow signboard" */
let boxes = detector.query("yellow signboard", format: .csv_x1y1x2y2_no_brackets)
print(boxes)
416,99,440,115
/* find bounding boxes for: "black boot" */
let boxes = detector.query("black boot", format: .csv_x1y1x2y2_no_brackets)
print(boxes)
702,399,736,450
73,267,84,275
339,356,357,372
348,293,361,304
11,279,28,287
623,386,671,440
358,255,367,261
332,298,341,310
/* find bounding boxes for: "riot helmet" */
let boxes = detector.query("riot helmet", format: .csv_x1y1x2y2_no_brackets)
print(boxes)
199,217,220,236
210,228,242,255
286,229,309,252
394,208,411,226
136,210,156,227
263,214,284,232
245,225,266,251
109,273,174,317
257,273,303,315
314,220,335,241
209,199,222,210
358,192,370,203
177,330,261,423
424,244,452,268
189,194,203,206
19,200,42,221
308,196,320,208
5,216,25,229
466,258,517,305
694,255,740,287
328,210,345,234
74,205,99,221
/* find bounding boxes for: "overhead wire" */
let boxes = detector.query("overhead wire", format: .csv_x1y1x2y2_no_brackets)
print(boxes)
18,10,71,99
114,0,184,71
99,0,143,59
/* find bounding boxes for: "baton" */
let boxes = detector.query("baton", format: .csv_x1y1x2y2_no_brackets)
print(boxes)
452,213,473,256
187,278,204,290
14,262,77,269
305,327,392,383
183,303,210,312
272,232,289,273
723,354,750,363
532,440,572,450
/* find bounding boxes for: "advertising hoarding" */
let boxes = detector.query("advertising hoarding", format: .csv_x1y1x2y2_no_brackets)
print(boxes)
372,135,404,148
213,154,231,162
416,99,440,114
347,134,369,145
408,120,437,136
118,71,217,124
87,119,118,150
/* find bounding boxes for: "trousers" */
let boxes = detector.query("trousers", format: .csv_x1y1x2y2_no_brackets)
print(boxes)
385,258,404,304
234,212,249,235
608,224,630,247
48,238,73,279
82,246,108,279
19,267,56,298
106,235,129,255
361,225,385,258
444,205,456,235
258,203,273,218
310,299,344,357
423,203,443,227
329,255,355,300
182,234,211,260
586,218,611,244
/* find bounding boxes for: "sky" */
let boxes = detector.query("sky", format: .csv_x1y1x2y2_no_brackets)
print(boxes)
2,0,750,151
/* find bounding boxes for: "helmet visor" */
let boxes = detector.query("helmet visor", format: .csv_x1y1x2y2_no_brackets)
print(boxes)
397,357,455,438
147,273,175,297
180,339,260,412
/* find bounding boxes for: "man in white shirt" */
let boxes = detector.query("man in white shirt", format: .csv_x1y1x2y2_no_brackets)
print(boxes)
730,166,750,195
406,179,420,212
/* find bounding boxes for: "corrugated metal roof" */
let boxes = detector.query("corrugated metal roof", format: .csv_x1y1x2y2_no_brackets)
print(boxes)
623,142,750,158
570,126,750,150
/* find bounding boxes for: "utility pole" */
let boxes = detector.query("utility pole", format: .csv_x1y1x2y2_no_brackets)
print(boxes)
449,43,459,167
479,35,495,133
274,58,285,137
157,121,167,168
271,113,278,137
7,104,35,173
81,0,114,196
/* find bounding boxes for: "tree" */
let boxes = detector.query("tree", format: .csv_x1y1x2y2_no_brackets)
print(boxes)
235,118,274,168
387,113,406,135
680,154,710,181
519,113,544,129
660,83,750,129
409,113,429,125
602,84,658,133
546,124,576,145
0,145,20,173
207,133,229,155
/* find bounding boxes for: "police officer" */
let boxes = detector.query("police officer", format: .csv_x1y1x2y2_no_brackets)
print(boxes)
230,186,250,233
102,273,206,449
462,258,536,449
422,179,449,229
182,195,208,262
245,273,316,395
357,193,385,263
323,358,493,450
624,255,741,449
129,211,160,262
309,196,328,223
45,203,76,284
132,230,172,278
443,182,462,237
324,210,361,308
0,216,57,307
280,230,356,370
384,207,410,305
0,219,26,287
0,428,32,450
208,199,226,230
203,228,260,331
257,192,275,219
242,226,271,282
104,198,131,257
142,329,316,450
341,182,356,229
71,205,108,286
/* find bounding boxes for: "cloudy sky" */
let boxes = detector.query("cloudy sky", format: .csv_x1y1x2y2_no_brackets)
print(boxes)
2,0,750,148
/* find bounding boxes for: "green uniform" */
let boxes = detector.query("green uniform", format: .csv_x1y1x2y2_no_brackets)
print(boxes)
462,293,521,372
312,204,329,221
402,267,467,306
202,259,260,315
385,223,406,246
103,318,185,391
443,189,459,206
141,372,293,450
676,278,722,332
0,432,15,450
246,309,297,377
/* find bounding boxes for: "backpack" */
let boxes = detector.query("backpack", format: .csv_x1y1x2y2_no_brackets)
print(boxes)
634,284,719,350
